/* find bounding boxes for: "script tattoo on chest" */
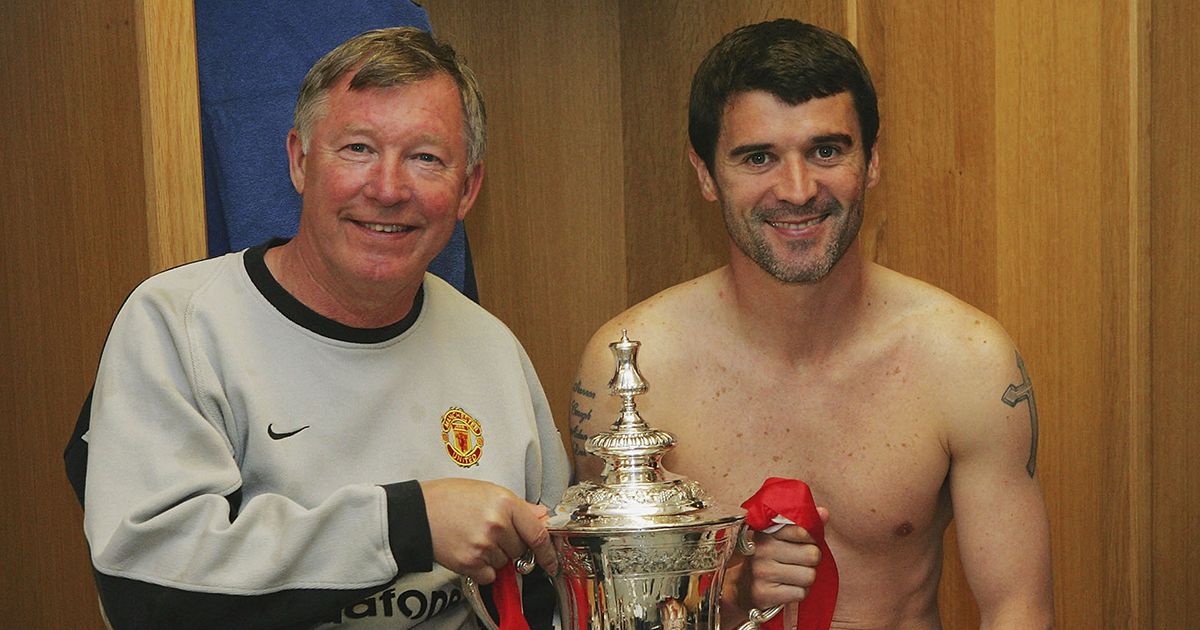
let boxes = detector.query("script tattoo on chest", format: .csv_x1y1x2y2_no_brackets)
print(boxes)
1001,351,1039,477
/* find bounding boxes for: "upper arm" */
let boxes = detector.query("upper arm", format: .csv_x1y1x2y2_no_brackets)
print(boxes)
944,333,1054,627
85,283,398,605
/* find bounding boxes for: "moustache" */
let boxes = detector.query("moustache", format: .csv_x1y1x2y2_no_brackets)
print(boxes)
751,197,843,222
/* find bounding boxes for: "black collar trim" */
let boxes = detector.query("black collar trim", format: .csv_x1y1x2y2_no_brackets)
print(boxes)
243,238,424,344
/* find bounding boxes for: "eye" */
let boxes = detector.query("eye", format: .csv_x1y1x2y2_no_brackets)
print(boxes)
814,145,841,160
413,152,448,167
346,143,370,153
745,152,771,166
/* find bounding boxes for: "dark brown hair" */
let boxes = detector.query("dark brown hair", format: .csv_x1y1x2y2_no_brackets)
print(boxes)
688,19,879,171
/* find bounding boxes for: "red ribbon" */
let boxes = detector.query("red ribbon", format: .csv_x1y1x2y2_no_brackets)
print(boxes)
492,563,530,630
741,478,838,630
494,560,592,630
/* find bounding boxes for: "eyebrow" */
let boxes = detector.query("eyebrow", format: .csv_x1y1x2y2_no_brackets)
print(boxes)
728,143,773,158
335,127,450,148
338,124,376,138
727,133,856,159
812,133,855,146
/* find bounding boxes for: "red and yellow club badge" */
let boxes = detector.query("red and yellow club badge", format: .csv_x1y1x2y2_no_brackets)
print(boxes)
441,407,484,467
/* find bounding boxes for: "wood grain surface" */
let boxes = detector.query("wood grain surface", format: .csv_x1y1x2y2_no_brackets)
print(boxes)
0,1,203,627
1,1,1194,627
1151,0,1199,627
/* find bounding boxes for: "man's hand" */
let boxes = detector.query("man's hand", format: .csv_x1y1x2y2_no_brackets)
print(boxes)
420,478,556,584
726,507,830,612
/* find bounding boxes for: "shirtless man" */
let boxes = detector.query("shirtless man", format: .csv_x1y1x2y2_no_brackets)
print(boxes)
569,19,1053,629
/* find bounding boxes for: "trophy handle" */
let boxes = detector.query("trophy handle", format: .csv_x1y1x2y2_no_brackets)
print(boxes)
462,551,539,630
733,605,785,630
732,523,785,630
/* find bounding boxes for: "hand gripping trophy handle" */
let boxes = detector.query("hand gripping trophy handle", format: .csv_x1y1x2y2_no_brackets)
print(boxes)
734,529,786,630
461,551,537,630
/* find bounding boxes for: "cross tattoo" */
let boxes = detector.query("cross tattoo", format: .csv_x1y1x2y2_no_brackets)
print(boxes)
1001,351,1039,477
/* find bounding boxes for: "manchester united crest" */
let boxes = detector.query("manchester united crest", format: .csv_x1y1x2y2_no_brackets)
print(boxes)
441,407,484,467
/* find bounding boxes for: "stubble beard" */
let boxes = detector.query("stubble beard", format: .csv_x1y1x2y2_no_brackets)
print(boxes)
722,195,864,284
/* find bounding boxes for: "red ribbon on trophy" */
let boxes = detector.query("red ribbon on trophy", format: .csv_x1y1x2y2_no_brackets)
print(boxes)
492,563,529,630
741,478,838,630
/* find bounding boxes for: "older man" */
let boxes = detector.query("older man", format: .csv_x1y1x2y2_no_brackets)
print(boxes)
82,28,567,629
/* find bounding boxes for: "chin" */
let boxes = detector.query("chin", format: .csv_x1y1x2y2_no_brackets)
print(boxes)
345,257,421,285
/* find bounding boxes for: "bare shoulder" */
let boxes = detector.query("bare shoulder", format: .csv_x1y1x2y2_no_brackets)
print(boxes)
580,269,729,373
569,270,729,480
872,265,1018,384
871,266,1034,464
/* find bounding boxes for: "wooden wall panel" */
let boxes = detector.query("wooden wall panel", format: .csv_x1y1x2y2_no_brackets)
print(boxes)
992,2,1146,627
855,2,998,313
0,4,146,627
0,1,203,626
425,1,627,441
1151,0,1200,627
137,1,208,270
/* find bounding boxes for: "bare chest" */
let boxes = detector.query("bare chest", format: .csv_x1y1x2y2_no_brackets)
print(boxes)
644,360,951,552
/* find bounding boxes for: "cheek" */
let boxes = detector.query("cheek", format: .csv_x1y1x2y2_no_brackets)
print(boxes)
826,170,869,199
712,176,757,207
416,176,469,215
307,165,366,202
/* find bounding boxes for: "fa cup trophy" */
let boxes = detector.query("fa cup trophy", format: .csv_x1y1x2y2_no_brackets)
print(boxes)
466,331,782,630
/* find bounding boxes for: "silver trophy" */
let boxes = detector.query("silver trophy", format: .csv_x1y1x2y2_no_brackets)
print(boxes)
465,331,781,630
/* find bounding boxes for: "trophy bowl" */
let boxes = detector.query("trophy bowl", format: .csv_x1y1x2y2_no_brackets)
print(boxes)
465,332,781,630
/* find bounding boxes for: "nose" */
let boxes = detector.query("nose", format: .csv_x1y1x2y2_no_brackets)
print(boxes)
362,155,413,206
772,157,819,207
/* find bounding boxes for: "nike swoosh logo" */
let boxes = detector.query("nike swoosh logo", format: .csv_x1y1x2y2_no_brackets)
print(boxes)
267,424,311,440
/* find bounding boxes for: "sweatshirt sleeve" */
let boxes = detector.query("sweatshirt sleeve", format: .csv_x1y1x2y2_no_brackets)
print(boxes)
82,280,433,628
90,481,432,630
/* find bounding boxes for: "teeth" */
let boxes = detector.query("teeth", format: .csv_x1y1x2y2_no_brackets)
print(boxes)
768,216,824,229
362,222,408,233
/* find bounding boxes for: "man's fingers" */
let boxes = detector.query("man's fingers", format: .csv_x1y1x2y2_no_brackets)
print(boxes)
761,534,822,568
771,523,818,544
469,563,498,585
422,480,558,579
485,545,511,571
512,502,558,574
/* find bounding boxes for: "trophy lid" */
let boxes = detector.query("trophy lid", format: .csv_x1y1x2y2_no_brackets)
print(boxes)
550,331,745,532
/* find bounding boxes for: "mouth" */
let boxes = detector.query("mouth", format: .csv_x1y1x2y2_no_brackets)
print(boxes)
355,220,415,234
765,214,829,231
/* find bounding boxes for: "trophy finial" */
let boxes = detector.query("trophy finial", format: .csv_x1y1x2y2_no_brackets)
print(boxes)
584,331,677,488
607,329,648,417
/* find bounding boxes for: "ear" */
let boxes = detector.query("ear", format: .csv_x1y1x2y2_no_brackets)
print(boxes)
286,129,307,195
687,147,719,202
456,161,485,221
865,126,881,189
865,146,881,190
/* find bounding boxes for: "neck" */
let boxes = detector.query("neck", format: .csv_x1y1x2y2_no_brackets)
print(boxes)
724,240,870,364
265,240,420,329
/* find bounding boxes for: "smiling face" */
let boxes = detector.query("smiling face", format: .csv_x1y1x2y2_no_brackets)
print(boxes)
286,72,481,299
691,90,879,284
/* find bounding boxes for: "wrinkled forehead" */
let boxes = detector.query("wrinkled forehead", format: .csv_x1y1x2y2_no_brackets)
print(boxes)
717,90,861,145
